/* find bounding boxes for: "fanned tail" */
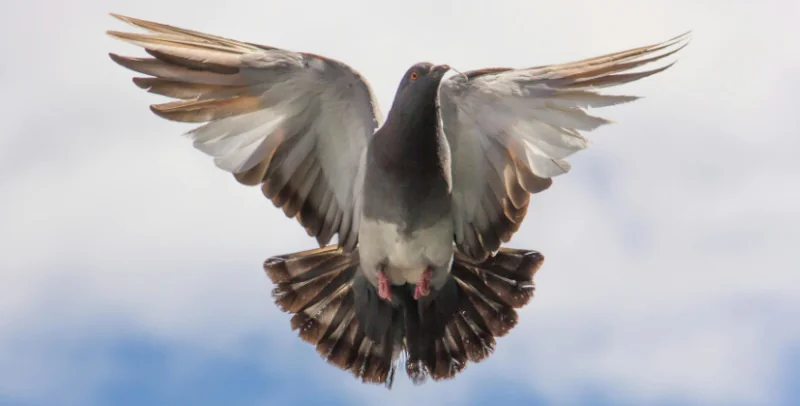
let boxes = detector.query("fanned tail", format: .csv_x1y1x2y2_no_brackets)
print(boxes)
405,248,544,383
263,246,402,387
263,246,544,387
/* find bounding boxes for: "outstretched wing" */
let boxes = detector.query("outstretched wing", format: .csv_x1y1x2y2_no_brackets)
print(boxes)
439,32,691,261
107,14,382,250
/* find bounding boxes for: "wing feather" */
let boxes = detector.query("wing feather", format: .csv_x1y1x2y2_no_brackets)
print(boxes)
107,14,383,249
440,31,691,260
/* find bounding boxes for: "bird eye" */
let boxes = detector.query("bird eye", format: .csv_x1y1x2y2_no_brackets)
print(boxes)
410,71,419,80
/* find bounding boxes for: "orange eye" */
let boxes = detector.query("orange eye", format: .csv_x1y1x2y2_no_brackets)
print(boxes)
410,71,419,80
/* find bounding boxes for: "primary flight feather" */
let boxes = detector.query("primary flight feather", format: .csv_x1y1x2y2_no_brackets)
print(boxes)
106,13,690,387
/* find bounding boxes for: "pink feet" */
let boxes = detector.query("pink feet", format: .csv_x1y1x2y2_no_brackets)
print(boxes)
413,268,432,300
377,267,433,301
377,270,392,302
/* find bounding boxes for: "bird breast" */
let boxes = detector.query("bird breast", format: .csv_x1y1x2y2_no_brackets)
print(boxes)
358,216,454,285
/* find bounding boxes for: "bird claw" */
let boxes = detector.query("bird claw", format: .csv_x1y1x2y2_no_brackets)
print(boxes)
413,268,432,300
377,270,392,302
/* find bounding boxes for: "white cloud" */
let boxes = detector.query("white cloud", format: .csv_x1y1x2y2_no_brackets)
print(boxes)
1,0,798,405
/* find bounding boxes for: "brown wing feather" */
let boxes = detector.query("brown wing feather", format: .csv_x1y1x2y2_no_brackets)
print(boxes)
442,31,691,261
107,14,380,250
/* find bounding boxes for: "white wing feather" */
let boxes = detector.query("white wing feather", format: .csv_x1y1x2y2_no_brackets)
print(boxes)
439,32,691,260
107,14,382,249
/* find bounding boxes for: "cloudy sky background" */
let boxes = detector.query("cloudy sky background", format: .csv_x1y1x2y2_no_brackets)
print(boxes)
2,0,799,405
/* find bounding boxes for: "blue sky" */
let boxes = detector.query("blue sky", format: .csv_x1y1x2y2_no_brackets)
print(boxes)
2,0,799,405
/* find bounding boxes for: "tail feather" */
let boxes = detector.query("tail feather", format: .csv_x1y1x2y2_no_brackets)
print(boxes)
406,248,544,382
263,245,544,387
264,246,400,387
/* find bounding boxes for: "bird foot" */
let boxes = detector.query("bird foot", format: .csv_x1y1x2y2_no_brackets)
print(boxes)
413,268,432,300
377,270,392,302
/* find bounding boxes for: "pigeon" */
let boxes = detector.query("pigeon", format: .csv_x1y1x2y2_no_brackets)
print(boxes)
106,13,690,387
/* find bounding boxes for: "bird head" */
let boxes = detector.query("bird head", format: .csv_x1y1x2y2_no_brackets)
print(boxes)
388,62,450,118
395,62,451,95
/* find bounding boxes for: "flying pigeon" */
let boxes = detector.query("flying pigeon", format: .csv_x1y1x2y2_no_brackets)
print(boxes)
106,13,690,387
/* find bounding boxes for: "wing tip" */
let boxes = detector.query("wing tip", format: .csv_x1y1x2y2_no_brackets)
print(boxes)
105,29,142,46
108,12,146,28
650,30,692,65
107,52,148,72
131,77,151,89
665,30,693,46
107,52,124,65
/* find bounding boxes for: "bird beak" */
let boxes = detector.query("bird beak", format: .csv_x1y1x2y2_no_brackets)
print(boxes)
432,64,451,76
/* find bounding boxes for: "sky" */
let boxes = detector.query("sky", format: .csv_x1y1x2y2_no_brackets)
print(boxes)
1,0,799,405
